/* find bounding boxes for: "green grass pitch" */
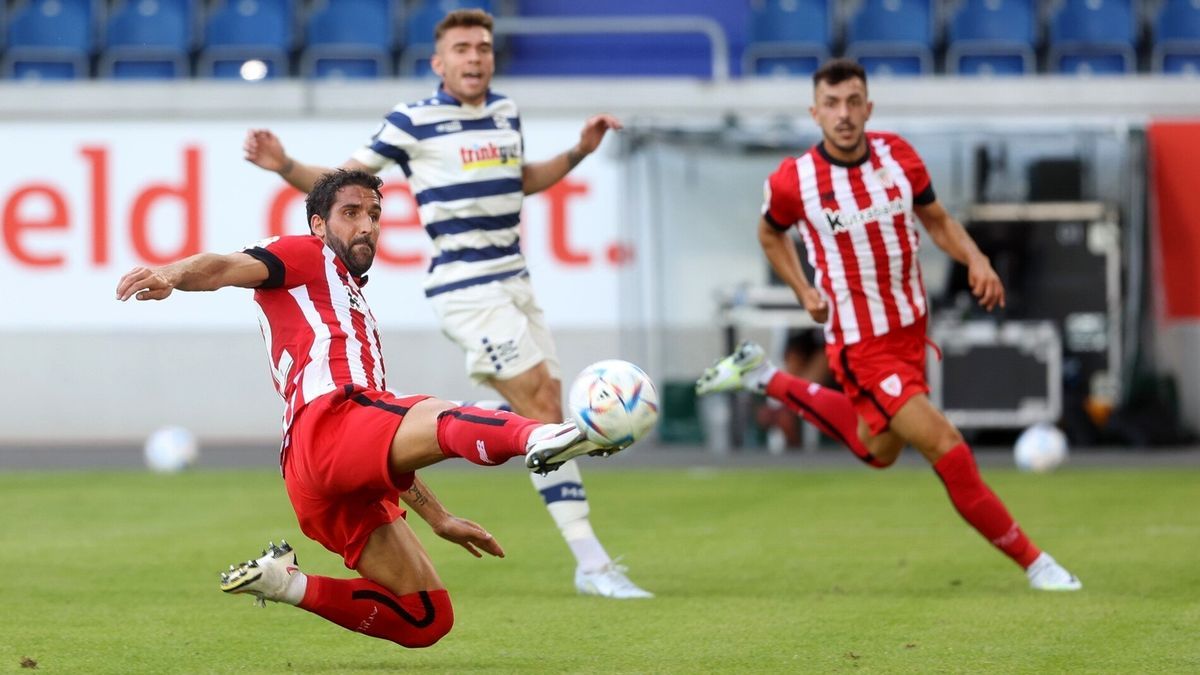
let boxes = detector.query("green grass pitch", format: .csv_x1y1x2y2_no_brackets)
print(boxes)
1,463,1197,673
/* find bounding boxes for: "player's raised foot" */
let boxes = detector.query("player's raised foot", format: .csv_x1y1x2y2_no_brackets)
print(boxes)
220,541,301,607
525,421,615,475
696,340,770,395
1026,552,1082,591
576,561,654,599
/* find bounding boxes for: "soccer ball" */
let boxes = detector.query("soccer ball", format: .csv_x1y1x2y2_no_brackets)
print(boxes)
144,426,199,473
568,359,660,447
1013,423,1068,473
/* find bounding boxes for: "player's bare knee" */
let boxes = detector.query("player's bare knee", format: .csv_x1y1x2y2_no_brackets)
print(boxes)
869,446,902,469
871,453,899,469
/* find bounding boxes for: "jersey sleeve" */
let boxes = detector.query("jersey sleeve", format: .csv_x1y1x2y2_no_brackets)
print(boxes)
761,158,806,231
888,135,936,205
350,107,419,176
242,235,325,289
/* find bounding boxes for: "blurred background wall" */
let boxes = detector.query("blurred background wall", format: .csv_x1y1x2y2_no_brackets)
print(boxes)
2,0,1200,448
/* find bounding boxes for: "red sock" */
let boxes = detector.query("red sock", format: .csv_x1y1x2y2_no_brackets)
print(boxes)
299,576,454,648
765,371,884,467
934,443,1041,568
435,406,540,466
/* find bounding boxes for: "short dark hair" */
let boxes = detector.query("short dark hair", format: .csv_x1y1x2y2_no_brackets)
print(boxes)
813,58,867,90
306,169,383,229
435,8,494,42
785,330,823,360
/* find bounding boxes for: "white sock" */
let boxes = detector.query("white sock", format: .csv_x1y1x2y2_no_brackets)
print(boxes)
568,536,612,574
282,571,307,606
529,460,613,571
747,363,778,394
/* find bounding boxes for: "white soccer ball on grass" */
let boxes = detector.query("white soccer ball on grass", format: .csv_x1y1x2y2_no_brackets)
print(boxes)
1013,422,1068,473
144,426,199,473
568,359,660,448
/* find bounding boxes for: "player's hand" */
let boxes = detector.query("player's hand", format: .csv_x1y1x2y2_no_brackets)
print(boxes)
115,266,176,302
967,256,1006,311
432,516,505,559
243,129,289,173
575,114,623,155
799,286,829,324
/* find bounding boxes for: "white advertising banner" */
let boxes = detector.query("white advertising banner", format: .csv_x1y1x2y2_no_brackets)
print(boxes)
0,118,625,329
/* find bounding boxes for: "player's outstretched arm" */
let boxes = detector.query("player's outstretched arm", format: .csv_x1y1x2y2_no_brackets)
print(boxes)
401,476,505,559
758,218,829,323
243,128,373,194
914,200,1006,311
521,114,622,195
115,252,269,302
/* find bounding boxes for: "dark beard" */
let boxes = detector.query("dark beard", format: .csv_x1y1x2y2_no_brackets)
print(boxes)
827,128,865,156
328,235,375,276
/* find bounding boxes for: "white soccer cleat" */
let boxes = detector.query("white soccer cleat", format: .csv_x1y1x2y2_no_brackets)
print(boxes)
1026,552,1082,591
525,422,615,476
219,541,300,607
695,341,768,395
575,561,654,599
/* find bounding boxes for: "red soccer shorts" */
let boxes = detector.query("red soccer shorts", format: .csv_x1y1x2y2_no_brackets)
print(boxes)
825,317,930,436
282,387,430,569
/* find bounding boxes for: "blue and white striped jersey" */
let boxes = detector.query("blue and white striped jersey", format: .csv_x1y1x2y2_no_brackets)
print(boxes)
352,88,527,297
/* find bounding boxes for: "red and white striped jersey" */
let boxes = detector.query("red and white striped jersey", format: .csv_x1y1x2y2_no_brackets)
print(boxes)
243,235,387,431
762,131,936,346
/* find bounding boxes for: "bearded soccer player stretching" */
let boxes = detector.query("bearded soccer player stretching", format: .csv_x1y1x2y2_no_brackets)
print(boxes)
116,170,627,648
697,59,1080,591
242,8,648,599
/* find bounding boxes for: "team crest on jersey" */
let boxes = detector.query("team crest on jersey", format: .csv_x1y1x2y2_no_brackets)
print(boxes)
879,374,903,398
493,113,511,130
874,166,895,189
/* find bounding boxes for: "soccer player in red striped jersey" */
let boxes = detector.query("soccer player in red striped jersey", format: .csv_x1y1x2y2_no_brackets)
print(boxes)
697,59,1081,591
242,9,650,600
116,169,627,648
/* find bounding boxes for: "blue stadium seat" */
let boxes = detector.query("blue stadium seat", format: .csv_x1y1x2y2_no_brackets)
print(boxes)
1048,0,1136,75
301,0,394,79
946,0,1036,76
743,0,831,77
1153,0,1200,75
845,0,934,77
501,0,748,78
198,0,294,79
100,0,191,79
400,0,495,77
3,0,97,80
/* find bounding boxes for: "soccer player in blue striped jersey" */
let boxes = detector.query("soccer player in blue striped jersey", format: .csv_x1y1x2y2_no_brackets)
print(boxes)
243,8,649,599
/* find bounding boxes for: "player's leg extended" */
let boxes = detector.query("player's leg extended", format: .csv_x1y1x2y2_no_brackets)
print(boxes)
220,538,453,648
491,364,653,598
889,396,1081,590
383,395,570,472
696,341,884,467
270,519,455,648
221,396,453,646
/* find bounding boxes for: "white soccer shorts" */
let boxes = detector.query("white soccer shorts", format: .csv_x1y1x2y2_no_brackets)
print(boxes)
428,274,562,385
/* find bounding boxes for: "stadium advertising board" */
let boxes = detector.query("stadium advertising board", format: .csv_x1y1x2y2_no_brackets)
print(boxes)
0,119,624,329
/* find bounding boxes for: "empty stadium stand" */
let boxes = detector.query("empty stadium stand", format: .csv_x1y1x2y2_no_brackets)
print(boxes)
0,1,1186,80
